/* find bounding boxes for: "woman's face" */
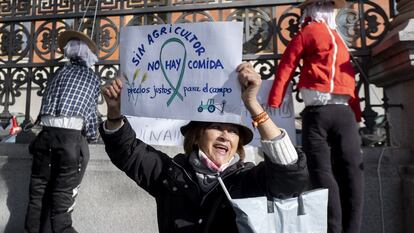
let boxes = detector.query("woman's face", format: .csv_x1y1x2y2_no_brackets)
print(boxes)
197,123,240,167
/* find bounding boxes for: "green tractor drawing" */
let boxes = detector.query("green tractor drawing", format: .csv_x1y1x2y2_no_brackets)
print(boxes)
198,99,226,113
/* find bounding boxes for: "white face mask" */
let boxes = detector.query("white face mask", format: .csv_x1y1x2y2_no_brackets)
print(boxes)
64,40,98,67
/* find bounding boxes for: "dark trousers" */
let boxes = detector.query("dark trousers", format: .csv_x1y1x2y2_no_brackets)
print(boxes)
25,127,89,233
302,105,364,233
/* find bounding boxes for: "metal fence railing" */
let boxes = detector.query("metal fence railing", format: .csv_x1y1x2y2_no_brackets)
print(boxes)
0,0,393,144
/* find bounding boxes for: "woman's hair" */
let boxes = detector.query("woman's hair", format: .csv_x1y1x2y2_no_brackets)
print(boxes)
183,122,246,160
301,1,337,29
64,39,98,67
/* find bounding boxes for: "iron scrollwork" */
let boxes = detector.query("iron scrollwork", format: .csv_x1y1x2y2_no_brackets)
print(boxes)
34,20,70,61
175,11,215,23
337,1,389,48
0,23,31,63
336,8,359,45
0,68,28,107
252,60,275,81
0,68,8,106
228,8,273,55
0,0,393,142
277,10,301,47
362,1,389,47
126,14,167,26
96,18,119,60
0,0,31,17
32,67,53,96
97,65,119,105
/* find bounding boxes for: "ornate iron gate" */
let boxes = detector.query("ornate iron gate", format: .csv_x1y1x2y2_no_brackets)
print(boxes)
0,0,393,141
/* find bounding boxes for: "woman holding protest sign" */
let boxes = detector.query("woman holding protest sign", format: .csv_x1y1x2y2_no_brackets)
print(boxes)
99,62,308,233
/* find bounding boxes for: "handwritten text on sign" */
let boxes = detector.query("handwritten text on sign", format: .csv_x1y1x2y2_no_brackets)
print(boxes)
120,22,243,123
128,81,296,147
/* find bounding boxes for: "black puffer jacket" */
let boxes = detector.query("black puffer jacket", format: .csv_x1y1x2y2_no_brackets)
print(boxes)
99,119,309,233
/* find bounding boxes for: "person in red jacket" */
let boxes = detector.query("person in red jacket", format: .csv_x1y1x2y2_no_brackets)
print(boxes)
268,1,364,233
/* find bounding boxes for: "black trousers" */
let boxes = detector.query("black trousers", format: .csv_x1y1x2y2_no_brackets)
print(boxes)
25,127,89,233
302,105,364,233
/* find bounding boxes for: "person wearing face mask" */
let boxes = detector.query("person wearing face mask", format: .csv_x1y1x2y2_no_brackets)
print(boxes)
25,30,100,233
99,62,308,233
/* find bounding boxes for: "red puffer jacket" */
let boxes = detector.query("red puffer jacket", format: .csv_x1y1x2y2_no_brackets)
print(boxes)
268,21,361,121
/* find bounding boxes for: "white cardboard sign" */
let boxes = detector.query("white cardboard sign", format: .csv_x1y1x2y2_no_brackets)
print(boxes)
120,22,243,123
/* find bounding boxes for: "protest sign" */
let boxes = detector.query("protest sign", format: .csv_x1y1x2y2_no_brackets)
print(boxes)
127,116,189,147
120,22,243,123
127,81,296,147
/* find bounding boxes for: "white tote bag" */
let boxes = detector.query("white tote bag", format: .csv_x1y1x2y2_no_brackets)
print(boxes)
218,177,328,233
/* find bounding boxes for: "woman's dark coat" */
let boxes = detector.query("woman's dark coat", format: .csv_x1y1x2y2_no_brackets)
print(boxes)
99,119,309,233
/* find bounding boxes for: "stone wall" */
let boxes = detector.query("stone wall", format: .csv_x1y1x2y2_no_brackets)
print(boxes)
368,2,414,232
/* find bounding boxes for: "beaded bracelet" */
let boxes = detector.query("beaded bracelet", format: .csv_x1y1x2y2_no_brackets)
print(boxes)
251,111,269,128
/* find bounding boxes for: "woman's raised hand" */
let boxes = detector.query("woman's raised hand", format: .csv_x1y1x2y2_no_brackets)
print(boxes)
236,62,262,115
102,78,123,110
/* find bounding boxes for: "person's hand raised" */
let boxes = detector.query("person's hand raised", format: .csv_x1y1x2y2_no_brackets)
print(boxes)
102,78,123,111
236,62,281,139
236,62,262,107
